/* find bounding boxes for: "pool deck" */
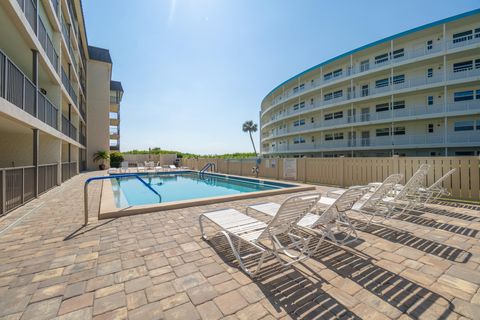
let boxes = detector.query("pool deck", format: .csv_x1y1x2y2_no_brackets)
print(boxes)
0,171,479,319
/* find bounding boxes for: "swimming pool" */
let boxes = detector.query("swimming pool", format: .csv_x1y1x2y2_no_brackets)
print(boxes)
112,171,295,207
99,171,315,219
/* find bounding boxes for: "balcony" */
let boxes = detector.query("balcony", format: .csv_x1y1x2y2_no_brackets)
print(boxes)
61,67,78,106
263,36,478,114
262,69,480,128
265,130,480,154
0,49,59,130
61,115,77,141
262,100,480,141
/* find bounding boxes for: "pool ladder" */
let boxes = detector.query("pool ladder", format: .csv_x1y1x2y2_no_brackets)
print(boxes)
200,163,216,175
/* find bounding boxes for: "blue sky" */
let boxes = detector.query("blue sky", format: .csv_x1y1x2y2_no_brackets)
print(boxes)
83,0,479,154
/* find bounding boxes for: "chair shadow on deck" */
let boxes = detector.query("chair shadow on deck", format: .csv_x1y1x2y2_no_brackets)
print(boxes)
407,206,480,222
429,199,480,212
207,235,362,320
354,221,471,263
309,241,455,320
392,212,480,238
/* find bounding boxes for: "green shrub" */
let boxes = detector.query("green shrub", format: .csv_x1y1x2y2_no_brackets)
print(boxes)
110,152,124,168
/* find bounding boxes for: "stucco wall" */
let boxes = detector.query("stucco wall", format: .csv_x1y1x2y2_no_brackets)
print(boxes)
86,59,111,169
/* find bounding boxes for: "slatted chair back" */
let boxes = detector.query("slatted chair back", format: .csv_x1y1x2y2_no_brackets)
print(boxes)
314,187,369,227
362,173,404,210
428,168,456,192
259,193,321,240
395,164,430,201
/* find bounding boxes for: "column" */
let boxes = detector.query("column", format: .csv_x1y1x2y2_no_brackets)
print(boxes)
33,129,39,197
32,50,38,118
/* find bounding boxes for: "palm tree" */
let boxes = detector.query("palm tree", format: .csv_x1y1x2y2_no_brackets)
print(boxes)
242,120,258,156
93,150,110,170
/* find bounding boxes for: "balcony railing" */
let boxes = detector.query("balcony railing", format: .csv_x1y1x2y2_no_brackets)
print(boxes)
61,161,78,182
38,17,59,72
61,67,78,106
264,132,480,154
263,100,480,140
38,163,58,195
0,166,35,216
61,115,77,141
263,69,480,127
0,49,59,130
16,0,36,32
264,37,477,112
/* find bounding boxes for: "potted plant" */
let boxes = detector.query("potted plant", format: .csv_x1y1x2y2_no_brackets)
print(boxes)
93,151,110,170
109,152,124,168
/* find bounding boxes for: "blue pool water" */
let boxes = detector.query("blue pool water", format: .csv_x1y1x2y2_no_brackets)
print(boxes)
111,171,294,207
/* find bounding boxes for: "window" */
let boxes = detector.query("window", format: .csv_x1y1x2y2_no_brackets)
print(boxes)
293,119,305,127
299,84,305,91
361,84,369,97
476,28,480,38
311,136,315,143
293,137,306,144
453,61,473,73
334,132,344,140
393,126,405,135
360,60,369,72
333,69,342,77
376,103,390,112
392,75,405,84
392,100,405,109
324,72,333,81
375,78,389,88
311,117,314,123
455,151,475,156
324,113,333,121
375,53,389,64
299,101,305,109
391,48,404,59
454,91,474,102
477,90,480,100
325,134,333,141
333,90,343,98
310,98,314,105
427,96,434,105
477,120,480,130
428,124,434,133
427,40,433,50
453,30,473,43
454,120,474,131
427,68,433,78
376,128,390,137
475,59,480,69
293,86,299,93
293,103,299,110
324,93,333,101
333,111,343,119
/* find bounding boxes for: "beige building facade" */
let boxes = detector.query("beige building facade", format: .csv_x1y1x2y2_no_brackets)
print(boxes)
0,0,123,215
260,9,480,157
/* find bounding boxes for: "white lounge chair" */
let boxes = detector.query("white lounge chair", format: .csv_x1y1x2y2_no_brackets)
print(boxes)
405,168,456,205
199,193,321,277
120,161,129,173
247,187,369,248
136,162,146,172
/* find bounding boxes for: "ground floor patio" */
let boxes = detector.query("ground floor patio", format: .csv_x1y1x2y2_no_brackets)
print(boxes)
0,171,479,319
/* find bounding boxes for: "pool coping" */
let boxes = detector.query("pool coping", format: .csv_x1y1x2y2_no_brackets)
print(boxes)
99,171,316,219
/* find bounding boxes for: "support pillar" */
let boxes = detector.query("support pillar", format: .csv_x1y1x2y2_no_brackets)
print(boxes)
32,50,38,117
33,129,39,197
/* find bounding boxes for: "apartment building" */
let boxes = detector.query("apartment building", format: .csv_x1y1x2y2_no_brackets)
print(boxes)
0,0,122,215
260,9,480,157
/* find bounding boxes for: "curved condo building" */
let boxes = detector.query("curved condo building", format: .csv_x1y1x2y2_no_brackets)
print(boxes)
260,9,480,157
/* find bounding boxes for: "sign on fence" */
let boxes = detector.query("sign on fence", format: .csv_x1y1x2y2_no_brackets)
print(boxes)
283,159,297,180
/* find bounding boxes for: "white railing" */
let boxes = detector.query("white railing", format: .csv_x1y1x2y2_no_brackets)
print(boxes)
264,42,447,110
447,35,480,50
262,69,479,128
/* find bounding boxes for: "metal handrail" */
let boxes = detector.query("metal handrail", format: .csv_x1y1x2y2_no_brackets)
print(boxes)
200,163,216,174
84,174,161,225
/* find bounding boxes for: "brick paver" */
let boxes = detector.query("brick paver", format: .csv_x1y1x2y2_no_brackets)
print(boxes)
0,171,479,319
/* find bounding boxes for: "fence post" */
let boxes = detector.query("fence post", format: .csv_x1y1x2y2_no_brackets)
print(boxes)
226,159,229,174
340,156,345,187
240,159,243,176
276,158,280,180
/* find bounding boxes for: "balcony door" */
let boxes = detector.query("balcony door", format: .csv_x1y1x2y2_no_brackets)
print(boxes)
361,108,370,122
348,109,356,123
361,131,370,146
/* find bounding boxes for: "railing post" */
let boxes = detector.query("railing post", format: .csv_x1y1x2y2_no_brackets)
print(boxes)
32,50,38,118
21,168,25,204
2,54,6,99
1,170,5,215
